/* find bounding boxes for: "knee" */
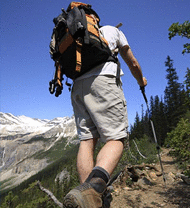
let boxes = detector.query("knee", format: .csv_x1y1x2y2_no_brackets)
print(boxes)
119,138,125,145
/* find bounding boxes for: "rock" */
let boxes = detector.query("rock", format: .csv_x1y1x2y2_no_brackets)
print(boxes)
168,172,175,179
149,172,157,181
123,186,132,191
55,169,70,185
165,172,175,184
137,177,153,186
113,189,120,196
156,171,162,176
180,174,190,185
135,168,145,177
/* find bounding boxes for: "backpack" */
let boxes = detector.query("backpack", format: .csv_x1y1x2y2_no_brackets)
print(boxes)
49,2,118,97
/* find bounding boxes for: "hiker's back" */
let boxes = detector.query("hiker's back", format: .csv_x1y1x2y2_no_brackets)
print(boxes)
49,2,120,97
49,2,113,79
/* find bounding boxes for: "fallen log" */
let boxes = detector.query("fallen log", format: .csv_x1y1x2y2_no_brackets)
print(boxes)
36,181,63,208
133,163,159,172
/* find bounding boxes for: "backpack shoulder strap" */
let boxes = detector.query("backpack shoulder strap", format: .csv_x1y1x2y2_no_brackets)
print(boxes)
66,6,87,39
67,2,90,11
67,2,100,23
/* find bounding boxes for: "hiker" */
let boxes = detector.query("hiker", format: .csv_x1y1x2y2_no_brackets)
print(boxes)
63,17,147,208
49,2,147,207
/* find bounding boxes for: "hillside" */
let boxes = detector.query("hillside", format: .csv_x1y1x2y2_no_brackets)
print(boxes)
0,113,78,192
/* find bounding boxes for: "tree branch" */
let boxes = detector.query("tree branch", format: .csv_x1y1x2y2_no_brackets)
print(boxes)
133,140,147,159
36,181,63,208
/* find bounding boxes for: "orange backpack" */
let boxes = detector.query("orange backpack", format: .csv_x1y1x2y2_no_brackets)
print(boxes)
49,2,117,97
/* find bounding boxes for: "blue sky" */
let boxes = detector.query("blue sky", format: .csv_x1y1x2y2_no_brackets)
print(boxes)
1,0,189,126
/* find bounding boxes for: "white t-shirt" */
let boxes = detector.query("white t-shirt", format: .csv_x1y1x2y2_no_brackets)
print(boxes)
76,25,129,80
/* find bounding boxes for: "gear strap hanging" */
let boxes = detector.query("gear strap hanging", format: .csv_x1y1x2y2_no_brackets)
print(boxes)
75,38,83,72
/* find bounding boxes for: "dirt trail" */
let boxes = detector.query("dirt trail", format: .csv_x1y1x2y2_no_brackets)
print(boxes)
111,148,190,208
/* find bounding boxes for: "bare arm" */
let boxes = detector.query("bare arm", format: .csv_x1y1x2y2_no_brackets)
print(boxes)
120,45,147,87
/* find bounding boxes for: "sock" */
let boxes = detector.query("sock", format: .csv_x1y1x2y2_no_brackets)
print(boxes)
85,167,110,193
85,166,110,184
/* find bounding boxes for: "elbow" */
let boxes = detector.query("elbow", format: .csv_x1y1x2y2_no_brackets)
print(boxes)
132,61,138,69
130,59,139,69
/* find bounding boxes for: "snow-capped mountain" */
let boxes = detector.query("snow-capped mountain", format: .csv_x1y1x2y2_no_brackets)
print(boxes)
0,112,73,137
0,112,78,191
0,112,48,125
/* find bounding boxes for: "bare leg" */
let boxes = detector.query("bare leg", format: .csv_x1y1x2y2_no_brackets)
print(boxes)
95,140,124,176
77,138,98,183
77,139,124,183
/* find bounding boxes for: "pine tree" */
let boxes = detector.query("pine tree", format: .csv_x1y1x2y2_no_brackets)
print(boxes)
158,98,168,144
143,110,150,137
184,67,190,109
164,56,184,130
140,104,151,138
148,95,168,145
130,112,143,140
1,191,19,208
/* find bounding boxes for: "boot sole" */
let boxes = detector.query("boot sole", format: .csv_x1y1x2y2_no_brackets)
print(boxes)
64,189,86,208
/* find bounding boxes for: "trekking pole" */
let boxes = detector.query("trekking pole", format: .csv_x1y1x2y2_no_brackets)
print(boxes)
115,22,123,28
140,86,167,188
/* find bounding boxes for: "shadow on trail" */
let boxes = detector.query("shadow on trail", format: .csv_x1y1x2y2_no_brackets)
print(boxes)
162,159,177,165
159,182,190,208
121,193,143,208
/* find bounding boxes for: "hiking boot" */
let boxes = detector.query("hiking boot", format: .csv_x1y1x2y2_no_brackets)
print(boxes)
63,178,107,208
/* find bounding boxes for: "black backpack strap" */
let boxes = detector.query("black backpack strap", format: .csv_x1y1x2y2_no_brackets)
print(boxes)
66,7,90,44
107,55,121,86
116,59,121,86
66,7,86,39
79,5,100,22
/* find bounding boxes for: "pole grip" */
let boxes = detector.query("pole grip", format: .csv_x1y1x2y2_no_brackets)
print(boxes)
140,86,148,104
115,23,123,28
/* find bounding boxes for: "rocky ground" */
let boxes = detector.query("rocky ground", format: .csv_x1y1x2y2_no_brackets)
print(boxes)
111,148,190,208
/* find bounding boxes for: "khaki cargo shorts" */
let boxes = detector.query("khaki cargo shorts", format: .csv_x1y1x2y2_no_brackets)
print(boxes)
71,75,128,142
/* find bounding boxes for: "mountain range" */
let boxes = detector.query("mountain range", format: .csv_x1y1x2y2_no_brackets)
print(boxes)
0,112,78,191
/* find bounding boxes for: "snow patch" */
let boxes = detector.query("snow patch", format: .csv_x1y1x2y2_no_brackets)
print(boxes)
0,113,74,137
